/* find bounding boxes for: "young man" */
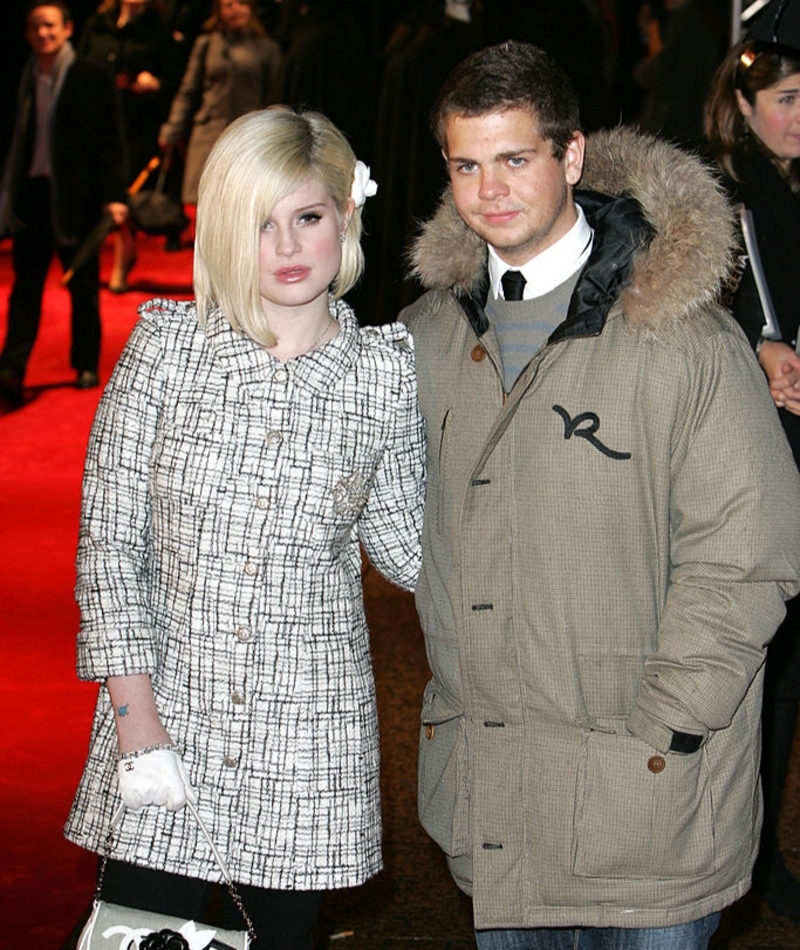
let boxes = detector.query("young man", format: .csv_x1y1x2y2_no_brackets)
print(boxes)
0,2,127,403
401,41,800,949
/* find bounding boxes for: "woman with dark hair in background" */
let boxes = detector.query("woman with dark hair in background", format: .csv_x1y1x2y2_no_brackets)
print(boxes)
704,0,800,921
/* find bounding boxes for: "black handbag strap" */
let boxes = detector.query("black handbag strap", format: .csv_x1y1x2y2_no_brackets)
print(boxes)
153,153,172,195
97,802,257,942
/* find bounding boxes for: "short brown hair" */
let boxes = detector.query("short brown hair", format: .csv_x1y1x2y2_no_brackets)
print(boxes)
431,41,581,160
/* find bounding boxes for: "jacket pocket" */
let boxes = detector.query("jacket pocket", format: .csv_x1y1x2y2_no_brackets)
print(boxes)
572,723,715,879
418,678,470,857
436,408,452,535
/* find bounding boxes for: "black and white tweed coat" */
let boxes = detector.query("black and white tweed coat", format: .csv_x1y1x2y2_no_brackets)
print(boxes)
64,296,425,889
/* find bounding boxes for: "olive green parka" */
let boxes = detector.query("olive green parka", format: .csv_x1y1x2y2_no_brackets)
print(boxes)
401,128,800,929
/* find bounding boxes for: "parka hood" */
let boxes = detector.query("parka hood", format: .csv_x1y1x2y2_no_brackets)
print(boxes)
408,127,735,331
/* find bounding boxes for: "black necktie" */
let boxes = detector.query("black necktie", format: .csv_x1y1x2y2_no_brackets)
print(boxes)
501,269,526,301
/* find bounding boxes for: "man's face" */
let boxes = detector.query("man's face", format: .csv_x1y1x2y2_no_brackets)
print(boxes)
25,6,73,61
443,108,584,267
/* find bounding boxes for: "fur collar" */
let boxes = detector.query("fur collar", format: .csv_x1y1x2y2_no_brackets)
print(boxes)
408,127,735,331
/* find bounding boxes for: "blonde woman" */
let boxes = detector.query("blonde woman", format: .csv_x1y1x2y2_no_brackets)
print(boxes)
64,108,425,948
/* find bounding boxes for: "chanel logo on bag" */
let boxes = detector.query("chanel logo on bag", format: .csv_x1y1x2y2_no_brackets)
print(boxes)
140,930,190,950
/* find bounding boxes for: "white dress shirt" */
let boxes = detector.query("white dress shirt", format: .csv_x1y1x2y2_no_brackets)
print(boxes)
488,203,594,300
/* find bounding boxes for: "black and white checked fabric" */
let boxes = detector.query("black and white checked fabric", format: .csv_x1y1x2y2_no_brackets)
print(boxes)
65,296,425,890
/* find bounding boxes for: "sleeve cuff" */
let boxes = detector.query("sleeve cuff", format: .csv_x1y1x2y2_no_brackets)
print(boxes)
626,705,708,754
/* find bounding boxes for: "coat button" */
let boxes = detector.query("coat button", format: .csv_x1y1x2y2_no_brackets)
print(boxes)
425,724,435,740
223,755,238,768
471,344,486,362
647,755,666,774
236,626,253,642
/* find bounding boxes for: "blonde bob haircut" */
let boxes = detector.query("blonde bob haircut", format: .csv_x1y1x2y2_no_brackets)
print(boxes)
194,107,364,345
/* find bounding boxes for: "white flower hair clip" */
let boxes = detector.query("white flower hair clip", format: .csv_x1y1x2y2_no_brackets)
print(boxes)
351,160,378,208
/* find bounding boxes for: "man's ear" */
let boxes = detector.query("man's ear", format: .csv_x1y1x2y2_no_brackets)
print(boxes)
564,131,585,187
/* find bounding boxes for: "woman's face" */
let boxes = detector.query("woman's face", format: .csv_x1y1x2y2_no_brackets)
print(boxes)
258,176,351,318
218,0,252,31
737,71,800,168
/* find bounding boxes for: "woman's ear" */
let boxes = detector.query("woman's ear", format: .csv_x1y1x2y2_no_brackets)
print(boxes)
735,88,753,120
342,196,355,233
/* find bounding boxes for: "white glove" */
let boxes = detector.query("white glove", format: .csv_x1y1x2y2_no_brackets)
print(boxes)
117,747,198,812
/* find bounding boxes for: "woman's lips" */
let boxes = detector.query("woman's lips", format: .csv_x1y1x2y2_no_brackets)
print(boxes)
275,266,310,283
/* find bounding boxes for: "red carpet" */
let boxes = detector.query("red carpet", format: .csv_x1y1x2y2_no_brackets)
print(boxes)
0,232,194,948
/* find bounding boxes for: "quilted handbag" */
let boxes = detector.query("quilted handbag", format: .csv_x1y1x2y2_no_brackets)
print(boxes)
77,803,254,950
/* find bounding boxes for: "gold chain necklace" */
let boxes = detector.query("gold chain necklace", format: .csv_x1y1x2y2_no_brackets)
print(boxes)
310,318,334,352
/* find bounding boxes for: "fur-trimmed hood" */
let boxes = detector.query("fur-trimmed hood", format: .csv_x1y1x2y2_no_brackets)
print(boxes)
408,127,735,331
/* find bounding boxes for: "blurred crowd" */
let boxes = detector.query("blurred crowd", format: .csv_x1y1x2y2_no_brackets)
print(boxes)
0,0,731,323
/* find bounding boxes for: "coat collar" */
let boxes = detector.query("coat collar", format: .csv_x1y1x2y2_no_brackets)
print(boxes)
447,191,653,340
143,296,362,396
205,296,361,396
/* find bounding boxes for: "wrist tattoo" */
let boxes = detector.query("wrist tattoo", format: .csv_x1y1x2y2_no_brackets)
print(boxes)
116,704,129,718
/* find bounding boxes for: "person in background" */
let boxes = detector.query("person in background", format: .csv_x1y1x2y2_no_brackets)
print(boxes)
704,0,800,921
277,0,375,164
63,106,424,949
633,0,724,150
158,0,282,242
80,0,179,290
167,0,212,44
0,1,127,403
370,0,484,322
402,39,800,948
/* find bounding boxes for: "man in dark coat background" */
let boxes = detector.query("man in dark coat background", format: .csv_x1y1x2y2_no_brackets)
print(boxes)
0,1,128,403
